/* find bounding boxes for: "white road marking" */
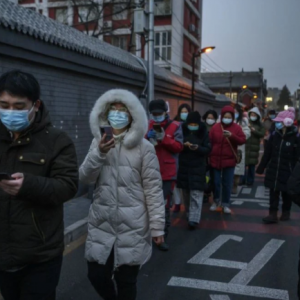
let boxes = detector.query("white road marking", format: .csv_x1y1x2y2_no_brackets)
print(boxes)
230,239,285,285
259,203,270,208
210,295,230,300
242,188,252,194
168,277,289,300
188,235,247,269
255,186,269,199
230,186,242,197
231,198,268,204
231,201,244,205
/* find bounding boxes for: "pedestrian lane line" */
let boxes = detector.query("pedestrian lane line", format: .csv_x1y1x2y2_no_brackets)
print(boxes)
231,198,268,205
168,277,289,300
241,187,252,194
255,186,269,199
210,295,230,300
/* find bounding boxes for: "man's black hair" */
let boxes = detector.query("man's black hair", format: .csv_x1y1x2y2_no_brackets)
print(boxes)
0,70,40,102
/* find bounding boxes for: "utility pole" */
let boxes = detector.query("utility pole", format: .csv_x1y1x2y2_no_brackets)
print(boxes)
229,71,233,101
148,0,155,103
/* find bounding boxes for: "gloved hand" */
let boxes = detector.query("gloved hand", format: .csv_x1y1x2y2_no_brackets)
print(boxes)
147,129,156,139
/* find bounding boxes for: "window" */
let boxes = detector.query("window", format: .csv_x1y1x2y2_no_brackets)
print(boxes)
154,0,171,16
112,36,128,51
78,6,97,23
56,8,68,24
154,31,172,61
113,4,128,20
225,92,238,101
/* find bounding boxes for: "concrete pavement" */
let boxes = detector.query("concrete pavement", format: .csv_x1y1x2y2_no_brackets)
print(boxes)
56,180,300,300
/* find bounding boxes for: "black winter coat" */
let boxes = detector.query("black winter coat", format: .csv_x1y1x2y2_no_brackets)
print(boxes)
0,103,78,271
177,122,211,190
257,126,300,191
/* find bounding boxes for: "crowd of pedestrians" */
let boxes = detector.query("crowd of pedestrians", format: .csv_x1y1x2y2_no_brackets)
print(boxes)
1,70,300,299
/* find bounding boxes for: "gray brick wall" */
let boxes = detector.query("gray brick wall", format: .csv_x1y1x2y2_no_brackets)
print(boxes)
0,57,140,164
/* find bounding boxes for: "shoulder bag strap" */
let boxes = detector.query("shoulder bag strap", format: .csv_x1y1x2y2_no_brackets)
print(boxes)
221,125,238,162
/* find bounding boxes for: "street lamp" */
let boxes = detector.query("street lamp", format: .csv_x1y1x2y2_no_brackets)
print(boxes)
191,46,216,110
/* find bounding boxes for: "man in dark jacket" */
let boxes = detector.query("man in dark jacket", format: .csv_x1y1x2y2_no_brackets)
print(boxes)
146,99,183,251
0,70,78,299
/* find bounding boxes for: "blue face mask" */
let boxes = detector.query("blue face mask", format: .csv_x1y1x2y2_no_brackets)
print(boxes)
275,122,284,130
235,113,239,120
108,111,130,129
152,114,165,123
0,105,35,132
222,118,232,125
188,125,199,131
270,114,276,119
180,112,188,121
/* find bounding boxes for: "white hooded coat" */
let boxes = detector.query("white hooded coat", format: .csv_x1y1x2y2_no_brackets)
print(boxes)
79,89,165,267
234,117,251,175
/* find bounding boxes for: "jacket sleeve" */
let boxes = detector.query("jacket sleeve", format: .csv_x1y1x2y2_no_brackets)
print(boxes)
287,161,300,195
252,124,265,138
229,125,246,145
196,131,211,155
242,119,251,140
17,132,78,207
257,133,273,173
141,143,165,237
79,139,107,185
160,123,183,153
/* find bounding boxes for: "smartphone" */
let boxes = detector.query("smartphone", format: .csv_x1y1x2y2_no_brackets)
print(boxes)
153,123,162,133
0,173,14,181
100,126,113,142
223,130,230,134
190,144,198,150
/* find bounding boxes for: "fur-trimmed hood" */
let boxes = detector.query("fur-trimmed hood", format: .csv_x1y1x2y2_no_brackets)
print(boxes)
89,89,148,149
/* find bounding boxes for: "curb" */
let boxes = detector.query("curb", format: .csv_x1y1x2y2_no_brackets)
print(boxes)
64,218,88,245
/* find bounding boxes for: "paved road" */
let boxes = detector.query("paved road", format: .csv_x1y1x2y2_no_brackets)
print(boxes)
57,179,300,300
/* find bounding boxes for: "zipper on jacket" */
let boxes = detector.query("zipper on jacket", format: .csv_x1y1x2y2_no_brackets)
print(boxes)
32,212,45,244
274,139,283,190
114,142,122,270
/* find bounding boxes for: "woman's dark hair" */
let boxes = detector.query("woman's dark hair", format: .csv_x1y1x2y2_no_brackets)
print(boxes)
174,103,192,121
0,70,40,103
235,103,243,125
202,109,218,121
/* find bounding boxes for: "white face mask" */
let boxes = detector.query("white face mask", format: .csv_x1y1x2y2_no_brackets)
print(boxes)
206,119,215,126
250,116,258,122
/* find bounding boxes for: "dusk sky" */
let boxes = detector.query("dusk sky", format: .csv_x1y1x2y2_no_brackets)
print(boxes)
202,0,300,93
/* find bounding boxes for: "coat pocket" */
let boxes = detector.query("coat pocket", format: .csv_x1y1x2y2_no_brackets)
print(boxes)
18,153,46,165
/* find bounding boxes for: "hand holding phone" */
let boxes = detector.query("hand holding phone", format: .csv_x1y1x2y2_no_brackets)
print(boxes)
100,126,114,143
189,144,198,151
0,173,14,181
223,130,231,137
153,124,162,133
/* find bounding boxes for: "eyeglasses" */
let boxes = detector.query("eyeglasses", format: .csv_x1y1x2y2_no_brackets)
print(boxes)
110,106,129,113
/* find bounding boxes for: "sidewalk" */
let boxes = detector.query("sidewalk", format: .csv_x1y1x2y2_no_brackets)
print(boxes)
64,197,91,245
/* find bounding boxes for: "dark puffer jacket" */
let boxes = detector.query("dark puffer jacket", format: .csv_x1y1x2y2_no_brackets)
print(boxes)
257,126,300,191
0,103,78,271
245,107,265,165
177,117,211,191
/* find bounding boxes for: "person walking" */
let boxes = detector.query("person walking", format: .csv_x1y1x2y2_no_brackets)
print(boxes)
177,111,211,229
0,70,78,300
209,105,246,214
232,104,251,194
173,103,192,212
79,89,165,300
146,99,183,251
244,107,265,186
257,107,299,224
174,103,192,122
263,109,276,149
203,109,218,132
202,109,218,202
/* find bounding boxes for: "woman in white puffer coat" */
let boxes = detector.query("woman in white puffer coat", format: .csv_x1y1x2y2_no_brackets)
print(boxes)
232,103,251,194
79,89,165,300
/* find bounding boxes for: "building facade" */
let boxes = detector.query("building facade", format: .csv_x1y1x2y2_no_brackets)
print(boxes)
201,69,268,110
17,0,203,80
